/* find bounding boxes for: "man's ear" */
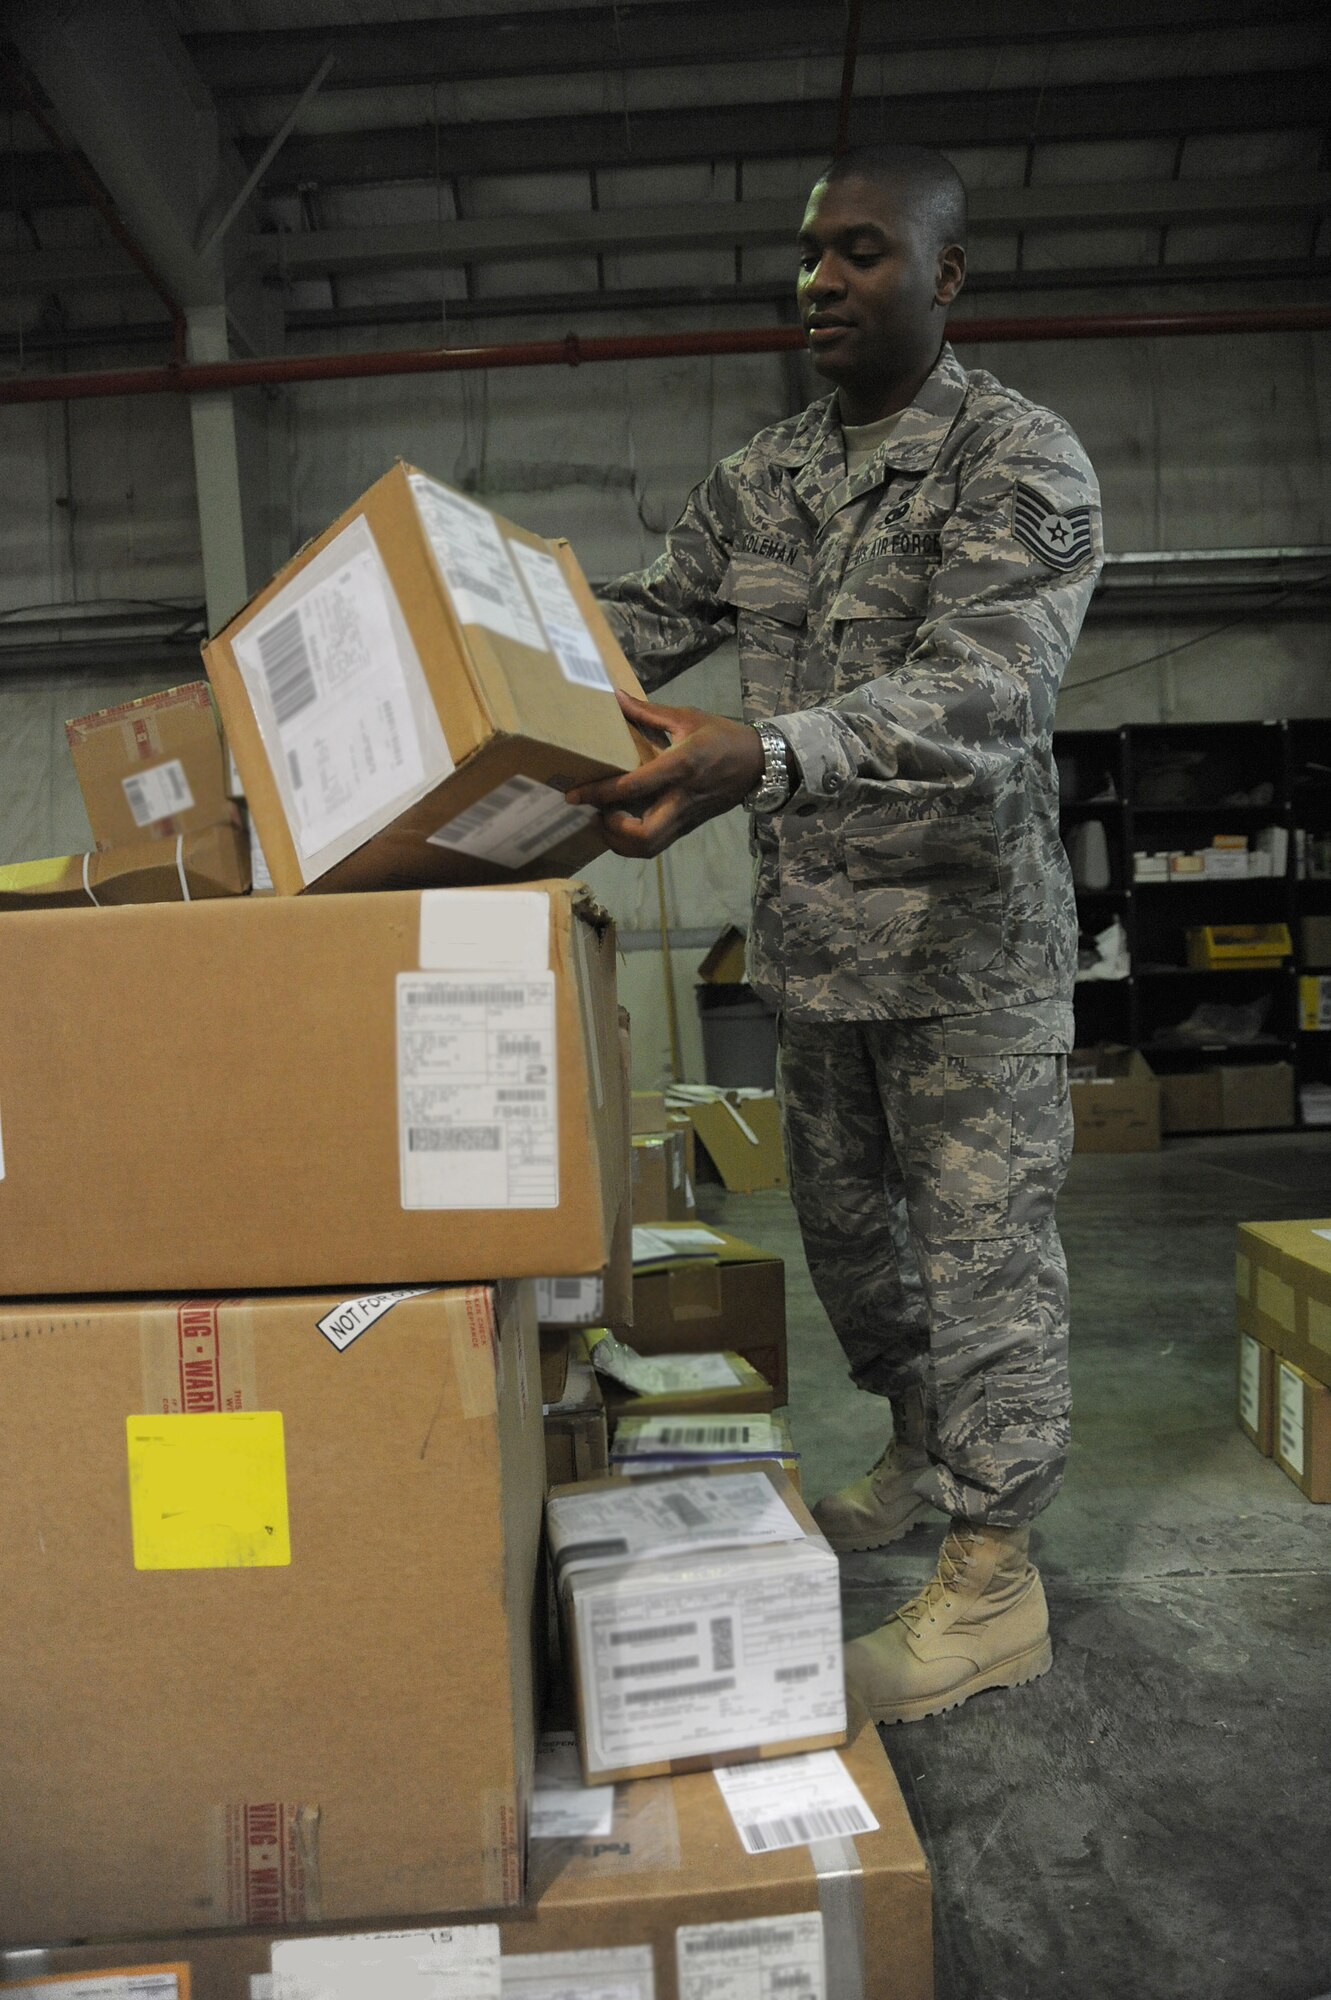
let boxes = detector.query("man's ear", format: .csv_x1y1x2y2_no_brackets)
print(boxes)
936,243,966,308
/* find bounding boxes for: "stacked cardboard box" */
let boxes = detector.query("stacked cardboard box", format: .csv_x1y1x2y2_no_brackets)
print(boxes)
1235,1219,1331,1499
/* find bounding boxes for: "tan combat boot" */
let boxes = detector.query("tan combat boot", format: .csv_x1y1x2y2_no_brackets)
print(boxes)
811,1390,935,1553
843,1521,1052,1725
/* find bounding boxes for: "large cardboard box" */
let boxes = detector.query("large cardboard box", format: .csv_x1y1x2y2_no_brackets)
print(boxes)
0,1282,545,1947
0,882,622,1295
1070,1047,1161,1152
1158,1066,1223,1135
0,1711,932,2000
0,819,248,911
547,1466,845,1784
535,1005,634,1331
204,464,648,896
622,1226,788,1404
66,680,231,850
1235,1219,1331,1393
1237,1331,1274,1455
1220,1061,1295,1131
676,1090,787,1192
1273,1358,1331,1501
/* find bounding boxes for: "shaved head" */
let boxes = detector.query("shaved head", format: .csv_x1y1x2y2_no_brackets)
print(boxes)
815,145,968,254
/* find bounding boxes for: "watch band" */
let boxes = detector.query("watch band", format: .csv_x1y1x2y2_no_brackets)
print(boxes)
747,720,794,812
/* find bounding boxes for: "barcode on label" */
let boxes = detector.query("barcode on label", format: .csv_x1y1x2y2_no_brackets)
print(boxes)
498,1035,544,1055
662,1491,708,1530
612,1654,700,1679
256,607,318,725
775,1662,820,1683
611,1622,697,1646
554,1279,586,1299
739,1802,875,1853
624,1676,735,1705
123,776,150,819
439,791,511,840
682,1926,799,1954
408,1126,502,1151
406,983,527,1006
498,1089,547,1101
711,1616,735,1672
658,1425,751,1446
558,634,611,688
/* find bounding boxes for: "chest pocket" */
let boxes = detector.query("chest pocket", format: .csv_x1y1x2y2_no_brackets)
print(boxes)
721,551,810,718
827,563,931,688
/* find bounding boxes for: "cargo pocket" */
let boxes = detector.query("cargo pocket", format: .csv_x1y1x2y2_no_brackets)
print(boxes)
934,1051,1016,1240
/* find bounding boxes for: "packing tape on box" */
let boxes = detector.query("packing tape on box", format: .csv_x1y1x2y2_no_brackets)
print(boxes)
811,1833,867,2000
175,832,191,903
81,849,100,906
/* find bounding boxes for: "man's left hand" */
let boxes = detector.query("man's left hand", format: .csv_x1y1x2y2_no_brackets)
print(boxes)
567,689,763,858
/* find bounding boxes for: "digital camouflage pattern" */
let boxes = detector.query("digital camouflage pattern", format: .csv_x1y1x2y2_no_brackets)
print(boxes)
598,344,1104,1021
778,1007,1075,1528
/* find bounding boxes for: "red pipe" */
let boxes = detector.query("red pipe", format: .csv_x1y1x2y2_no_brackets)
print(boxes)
0,305,1328,406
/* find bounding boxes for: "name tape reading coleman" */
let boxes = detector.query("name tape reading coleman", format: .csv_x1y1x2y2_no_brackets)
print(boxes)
231,515,432,865
676,1912,827,2000
397,973,558,1211
271,1924,502,2000
122,758,195,829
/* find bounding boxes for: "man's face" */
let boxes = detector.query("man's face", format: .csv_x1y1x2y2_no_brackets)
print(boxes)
796,173,962,414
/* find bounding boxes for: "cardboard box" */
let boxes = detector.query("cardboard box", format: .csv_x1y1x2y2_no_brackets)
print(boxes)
1273,1359,1331,1501
1158,1066,1223,1135
673,1090,787,1192
0,882,622,1295
542,1333,610,1488
1,1710,932,2000
547,1465,846,1783
0,1281,545,1946
0,818,248,910
65,680,231,850
611,1412,800,1489
204,463,649,896
632,1090,668,1133
697,924,748,985
1237,1331,1274,1455
1220,1061,1294,1131
622,1225,788,1405
535,1011,634,1332
1236,1219,1331,1393
1070,1047,1161,1152
631,1129,694,1224
589,1326,778,1422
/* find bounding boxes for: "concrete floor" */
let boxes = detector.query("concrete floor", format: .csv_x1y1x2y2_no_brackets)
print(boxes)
697,1134,1331,2000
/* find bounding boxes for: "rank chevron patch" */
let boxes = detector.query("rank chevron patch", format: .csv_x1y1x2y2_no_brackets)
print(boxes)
1012,483,1094,572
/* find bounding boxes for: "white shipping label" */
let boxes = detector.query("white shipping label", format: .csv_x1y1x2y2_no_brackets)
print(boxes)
676,1912,826,2000
616,1416,785,1459
1239,1335,1261,1430
578,1551,844,1770
547,1470,804,1574
0,1980,180,2000
408,476,545,650
231,519,431,864
397,972,558,1210
428,774,595,871
511,543,614,691
713,1749,879,1856
534,1276,604,1324
316,1287,434,1353
418,888,549,974
122,757,194,828
592,1336,740,1396
632,1226,725,1265
1279,1364,1305,1473
271,1927,501,2000
500,1946,654,2000
529,1730,615,1839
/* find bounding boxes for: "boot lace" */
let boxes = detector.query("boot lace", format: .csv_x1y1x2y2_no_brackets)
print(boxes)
895,1529,976,1636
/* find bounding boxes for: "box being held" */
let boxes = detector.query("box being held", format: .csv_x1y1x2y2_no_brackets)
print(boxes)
205,463,649,895
0,1281,545,1947
546,1464,846,1784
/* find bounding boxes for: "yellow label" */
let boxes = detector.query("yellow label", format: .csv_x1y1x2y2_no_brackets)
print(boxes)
0,856,76,892
126,1412,290,1570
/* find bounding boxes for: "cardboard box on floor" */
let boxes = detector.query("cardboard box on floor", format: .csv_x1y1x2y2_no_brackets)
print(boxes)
204,463,650,896
0,882,621,1295
0,819,249,912
622,1225,788,1404
1,1712,932,2000
1070,1047,1161,1152
1237,1331,1275,1455
547,1464,845,1785
1273,1358,1331,1501
675,1089,787,1192
542,1331,610,1488
632,1128,695,1224
1161,1062,1295,1134
66,680,231,850
0,1281,545,1947
1236,1219,1331,1393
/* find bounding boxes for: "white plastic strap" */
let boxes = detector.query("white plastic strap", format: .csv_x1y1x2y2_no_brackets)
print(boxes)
722,1096,760,1146
811,1834,866,2000
175,832,191,902
81,850,100,906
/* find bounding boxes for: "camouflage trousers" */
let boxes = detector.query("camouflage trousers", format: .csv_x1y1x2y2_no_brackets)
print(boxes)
778,1011,1074,1529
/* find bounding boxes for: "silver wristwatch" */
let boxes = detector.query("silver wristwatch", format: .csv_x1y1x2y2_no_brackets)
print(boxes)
746,720,794,813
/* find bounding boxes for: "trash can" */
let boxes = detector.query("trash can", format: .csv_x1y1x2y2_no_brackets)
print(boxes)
696,982,779,1090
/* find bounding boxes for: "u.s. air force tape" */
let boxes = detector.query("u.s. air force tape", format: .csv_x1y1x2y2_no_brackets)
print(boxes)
811,1833,866,2000
1012,482,1093,573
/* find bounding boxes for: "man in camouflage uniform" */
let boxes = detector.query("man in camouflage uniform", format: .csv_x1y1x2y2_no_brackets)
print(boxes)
570,144,1103,1724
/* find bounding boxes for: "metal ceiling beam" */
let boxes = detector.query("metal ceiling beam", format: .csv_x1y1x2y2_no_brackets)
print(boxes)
177,0,1328,94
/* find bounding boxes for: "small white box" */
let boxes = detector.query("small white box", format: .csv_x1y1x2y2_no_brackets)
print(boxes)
1204,848,1250,879
1133,852,1169,881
